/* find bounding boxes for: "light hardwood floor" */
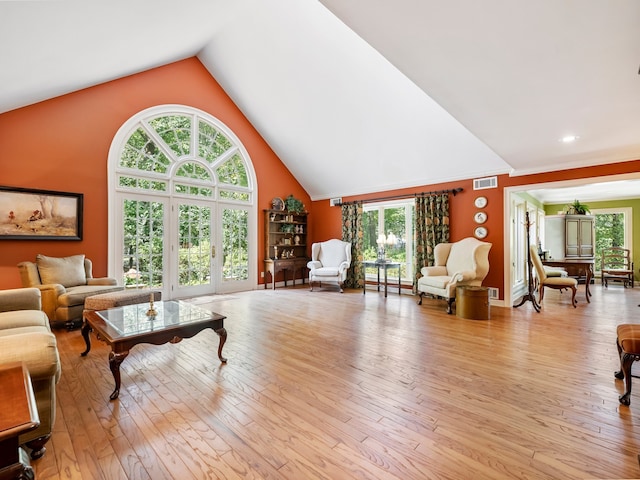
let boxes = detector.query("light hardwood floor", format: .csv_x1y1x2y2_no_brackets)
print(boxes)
32,283,640,479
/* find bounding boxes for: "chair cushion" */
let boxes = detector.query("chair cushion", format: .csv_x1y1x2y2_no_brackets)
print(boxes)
36,254,87,287
311,267,341,278
58,285,125,307
603,269,633,275
418,275,452,290
543,266,568,277
0,310,50,330
544,277,577,287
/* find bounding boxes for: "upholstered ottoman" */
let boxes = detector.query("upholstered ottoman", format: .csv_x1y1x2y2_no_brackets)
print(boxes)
83,289,162,320
614,324,640,405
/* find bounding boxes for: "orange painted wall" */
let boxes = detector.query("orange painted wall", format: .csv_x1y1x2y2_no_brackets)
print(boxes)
309,160,640,299
0,57,309,290
1,56,638,297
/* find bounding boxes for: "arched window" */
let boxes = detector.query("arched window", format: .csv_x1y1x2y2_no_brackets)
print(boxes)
108,105,257,298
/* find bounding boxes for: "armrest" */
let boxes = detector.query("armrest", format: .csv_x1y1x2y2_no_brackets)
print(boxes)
307,261,322,270
421,266,447,277
338,261,350,273
450,270,476,283
87,277,118,286
0,332,60,381
0,288,41,313
35,284,65,322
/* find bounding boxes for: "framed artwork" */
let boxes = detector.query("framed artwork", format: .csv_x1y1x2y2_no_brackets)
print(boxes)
0,186,83,240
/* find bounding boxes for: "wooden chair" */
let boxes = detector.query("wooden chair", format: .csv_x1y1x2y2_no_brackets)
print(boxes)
601,247,634,288
529,245,577,307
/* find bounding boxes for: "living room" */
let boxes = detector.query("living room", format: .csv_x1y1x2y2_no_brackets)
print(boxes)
2,1,640,479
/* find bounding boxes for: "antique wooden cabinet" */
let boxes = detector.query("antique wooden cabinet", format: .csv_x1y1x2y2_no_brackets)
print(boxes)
264,209,309,289
544,214,595,259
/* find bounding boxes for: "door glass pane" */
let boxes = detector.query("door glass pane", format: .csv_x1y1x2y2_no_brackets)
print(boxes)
123,199,164,289
178,204,212,287
222,208,249,282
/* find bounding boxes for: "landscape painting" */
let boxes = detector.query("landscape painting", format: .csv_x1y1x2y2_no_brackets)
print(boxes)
0,186,83,240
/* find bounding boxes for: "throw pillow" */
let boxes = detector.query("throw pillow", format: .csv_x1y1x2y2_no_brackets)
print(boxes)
36,254,87,287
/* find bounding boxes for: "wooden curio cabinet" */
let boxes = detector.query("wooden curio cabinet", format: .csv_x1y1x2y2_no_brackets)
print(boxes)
264,209,310,289
544,214,595,259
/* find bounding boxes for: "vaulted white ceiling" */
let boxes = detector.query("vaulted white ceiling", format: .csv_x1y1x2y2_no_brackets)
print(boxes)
2,0,639,202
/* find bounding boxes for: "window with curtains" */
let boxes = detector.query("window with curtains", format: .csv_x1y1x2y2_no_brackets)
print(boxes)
362,200,414,282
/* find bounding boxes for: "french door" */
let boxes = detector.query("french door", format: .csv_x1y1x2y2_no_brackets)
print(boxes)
172,199,215,298
119,195,253,298
110,105,257,298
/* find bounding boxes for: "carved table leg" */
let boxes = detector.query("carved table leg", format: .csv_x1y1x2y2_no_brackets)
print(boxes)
215,327,228,363
585,265,593,303
80,319,92,357
108,350,129,400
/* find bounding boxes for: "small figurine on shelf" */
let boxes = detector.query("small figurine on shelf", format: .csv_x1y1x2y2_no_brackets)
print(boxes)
294,234,300,245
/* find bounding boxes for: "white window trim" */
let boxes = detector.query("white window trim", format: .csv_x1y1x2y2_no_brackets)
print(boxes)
363,199,414,283
107,104,258,293
591,207,633,249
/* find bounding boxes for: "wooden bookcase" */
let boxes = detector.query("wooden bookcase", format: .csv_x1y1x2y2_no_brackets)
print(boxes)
264,209,310,289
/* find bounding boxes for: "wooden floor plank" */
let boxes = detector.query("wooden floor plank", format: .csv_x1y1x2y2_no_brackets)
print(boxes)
29,285,640,479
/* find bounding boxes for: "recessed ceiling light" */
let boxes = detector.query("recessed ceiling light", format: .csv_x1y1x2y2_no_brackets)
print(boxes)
560,135,579,143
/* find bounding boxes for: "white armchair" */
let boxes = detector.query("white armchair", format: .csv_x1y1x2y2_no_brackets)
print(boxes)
417,237,492,313
307,239,352,292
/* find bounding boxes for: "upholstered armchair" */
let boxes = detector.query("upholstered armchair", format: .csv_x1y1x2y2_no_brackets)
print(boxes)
18,254,123,328
417,237,492,313
307,239,352,292
0,287,61,459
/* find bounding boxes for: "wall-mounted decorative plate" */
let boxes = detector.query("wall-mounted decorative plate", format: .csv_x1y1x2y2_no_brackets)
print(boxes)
474,196,488,208
474,211,488,224
474,226,488,239
272,197,284,211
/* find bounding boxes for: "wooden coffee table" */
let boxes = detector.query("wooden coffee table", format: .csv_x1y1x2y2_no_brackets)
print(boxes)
81,300,227,400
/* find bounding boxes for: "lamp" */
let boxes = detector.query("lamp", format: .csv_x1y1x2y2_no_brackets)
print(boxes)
376,232,398,262
376,233,387,261
386,232,397,249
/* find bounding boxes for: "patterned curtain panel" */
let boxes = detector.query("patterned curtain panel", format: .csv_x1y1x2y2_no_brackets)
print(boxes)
341,202,364,289
414,193,450,292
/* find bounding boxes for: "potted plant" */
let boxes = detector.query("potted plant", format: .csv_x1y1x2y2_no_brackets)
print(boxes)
280,223,295,234
568,199,590,215
285,195,304,214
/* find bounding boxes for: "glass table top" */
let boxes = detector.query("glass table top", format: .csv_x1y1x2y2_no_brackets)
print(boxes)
96,300,216,336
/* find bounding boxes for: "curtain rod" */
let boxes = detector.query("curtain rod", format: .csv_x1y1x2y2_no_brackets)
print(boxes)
339,187,463,206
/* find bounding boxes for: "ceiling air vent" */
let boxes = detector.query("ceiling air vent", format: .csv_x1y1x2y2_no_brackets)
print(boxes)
329,197,342,206
473,176,498,190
